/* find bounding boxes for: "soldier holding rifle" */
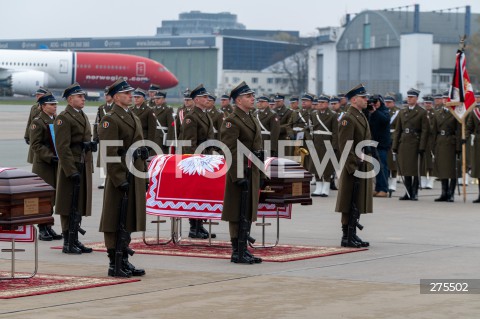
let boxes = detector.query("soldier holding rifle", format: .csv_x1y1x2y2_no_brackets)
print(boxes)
98,79,148,277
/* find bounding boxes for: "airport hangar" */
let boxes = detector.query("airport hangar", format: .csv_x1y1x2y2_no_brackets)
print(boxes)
0,30,306,99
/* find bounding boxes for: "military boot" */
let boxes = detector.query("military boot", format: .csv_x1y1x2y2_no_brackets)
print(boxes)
74,232,93,253
447,179,457,202
244,248,262,264
46,225,63,240
199,220,216,239
107,249,131,278
230,238,239,262
411,177,419,201
399,177,412,200
62,231,82,254
352,227,369,247
434,180,449,202
188,219,207,239
473,185,480,203
231,238,254,264
341,225,361,248
330,179,338,190
122,250,145,276
38,224,53,241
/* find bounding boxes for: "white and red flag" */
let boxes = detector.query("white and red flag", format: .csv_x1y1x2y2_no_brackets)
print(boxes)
448,49,475,121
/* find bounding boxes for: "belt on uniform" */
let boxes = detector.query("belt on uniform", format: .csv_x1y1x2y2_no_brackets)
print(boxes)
438,130,453,136
312,130,332,135
390,129,395,133
403,128,418,134
292,127,304,131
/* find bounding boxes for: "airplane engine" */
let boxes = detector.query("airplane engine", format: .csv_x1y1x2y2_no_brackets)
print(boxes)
10,71,54,96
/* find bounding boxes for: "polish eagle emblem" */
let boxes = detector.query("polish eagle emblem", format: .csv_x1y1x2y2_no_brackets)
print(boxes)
178,155,224,176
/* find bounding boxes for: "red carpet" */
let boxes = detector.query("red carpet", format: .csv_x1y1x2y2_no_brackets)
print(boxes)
53,238,367,262
0,273,140,299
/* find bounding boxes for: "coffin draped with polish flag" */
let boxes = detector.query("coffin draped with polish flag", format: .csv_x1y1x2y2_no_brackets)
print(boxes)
146,154,291,219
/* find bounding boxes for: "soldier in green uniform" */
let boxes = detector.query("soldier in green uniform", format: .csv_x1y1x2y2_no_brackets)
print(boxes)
433,93,444,111
272,93,294,157
329,95,342,190
289,96,299,111
54,83,95,254
147,83,161,108
152,91,175,154
98,79,148,277
288,93,313,167
385,94,400,195
30,93,62,241
431,104,461,202
179,84,216,239
335,84,372,248
421,95,436,189
94,86,113,189
131,88,156,145
254,95,280,156
25,87,49,164
310,94,338,197
206,93,225,140
221,81,263,264
220,94,234,117
392,88,429,201
466,91,480,203
174,89,195,142
338,93,348,112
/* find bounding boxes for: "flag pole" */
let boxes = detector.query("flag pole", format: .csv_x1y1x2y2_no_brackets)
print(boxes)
462,122,467,202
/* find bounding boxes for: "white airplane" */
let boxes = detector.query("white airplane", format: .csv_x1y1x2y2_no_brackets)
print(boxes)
0,49,178,96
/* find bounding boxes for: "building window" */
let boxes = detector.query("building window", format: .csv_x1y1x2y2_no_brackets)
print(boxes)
363,23,371,49
232,77,240,84
267,78,273,84
275,78,282,84
252,77,258,84
439,75,450,83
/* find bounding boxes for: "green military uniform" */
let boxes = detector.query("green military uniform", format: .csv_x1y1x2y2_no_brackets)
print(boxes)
130,102,156,143
273,104,294,156
254,106,280,156
152,103,175,154
25,104,42,164
94,102,113,168
310,108,338,182
220,104,234,118
207,107,225,140
179,106,214,154
466,104,480,202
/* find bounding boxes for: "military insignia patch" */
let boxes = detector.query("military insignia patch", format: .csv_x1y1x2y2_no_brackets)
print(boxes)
102,122,110,128
30,124,36,129
341,120,348,126
56,119,63,126
225,122,232,128
185,119,191,124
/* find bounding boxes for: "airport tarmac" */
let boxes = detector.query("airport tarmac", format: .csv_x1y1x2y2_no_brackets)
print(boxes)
1,104,479,318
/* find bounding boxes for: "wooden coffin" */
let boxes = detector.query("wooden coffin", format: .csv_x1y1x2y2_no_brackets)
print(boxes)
0,168,54,229
260,158,313,205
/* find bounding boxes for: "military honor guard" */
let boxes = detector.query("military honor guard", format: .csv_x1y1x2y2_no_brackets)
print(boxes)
152,91,175,154
206,93,225,140
465,91,480,203
147,83,161,108
433,93,444,111
175,89,195,139
310,94,338,197
98,79,148,277
254,95,280,156
179,84,216,239
335,84,372,248
272,93,294,156
54,83,95,254
392,88,429,200
131,88,156,144
25,87,49,164
94,86,114,189
385,94,400,195
30,93,63,241
289,96,299,110
421,95,436,189
220,94,234,117
220,81,263,264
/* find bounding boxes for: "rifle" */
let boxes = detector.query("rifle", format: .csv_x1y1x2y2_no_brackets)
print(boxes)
348,175,363,247
114,172,134,276
68,147,86,252
237,158,253,263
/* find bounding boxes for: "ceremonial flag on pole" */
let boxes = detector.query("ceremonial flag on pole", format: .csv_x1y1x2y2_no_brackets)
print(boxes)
448,49,476,121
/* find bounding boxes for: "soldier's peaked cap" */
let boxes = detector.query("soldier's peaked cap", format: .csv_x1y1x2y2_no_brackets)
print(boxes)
220,94,230,100
62,82,85,99
38,93,58,104
35,87,49,95
190,84,209,99
132,88,147,98
329,96,340,103
183,88,192,99
230,81,254,100
148,83,161,92
289,96,299,102
345,84,368,99
154,91,167,98
317,94,330,102
274,93,285,101
107,79,134,96
407,88,420,97
256,96,270,102
301,92,315,101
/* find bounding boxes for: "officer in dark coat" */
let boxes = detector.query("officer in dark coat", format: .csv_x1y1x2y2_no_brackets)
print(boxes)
220,94,234,118
30,93,62,241
98,79,148,277
131,88,156,144
152,91,175,154
272,93,294,157
94,86,113,189
466,92,480,203
221,81,263,264
335,84,373,248
254,96,280,156
147,83,161,108
54,83,95,254
179,84,216,239
392,88,429,200
174,89,195,141
385,94,400,195
25,87,49,164
206,94,225,140
421,95,436,189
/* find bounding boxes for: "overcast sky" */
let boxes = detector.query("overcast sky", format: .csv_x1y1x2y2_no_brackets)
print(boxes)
0,0,477,40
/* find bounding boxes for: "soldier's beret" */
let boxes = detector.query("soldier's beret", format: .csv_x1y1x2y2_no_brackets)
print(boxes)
63,82,86,99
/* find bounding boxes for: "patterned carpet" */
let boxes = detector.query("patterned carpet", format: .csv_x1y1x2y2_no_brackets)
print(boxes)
0,273,140,299
52,238,368,262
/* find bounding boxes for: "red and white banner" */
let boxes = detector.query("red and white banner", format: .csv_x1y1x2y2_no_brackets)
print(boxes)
0,225,35,242
448,49,475,121
146,154,291,219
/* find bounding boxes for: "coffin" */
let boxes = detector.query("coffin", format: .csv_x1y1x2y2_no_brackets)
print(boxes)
260,158,313,205
0,168,55,230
